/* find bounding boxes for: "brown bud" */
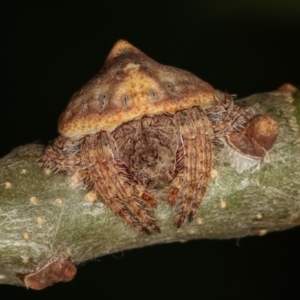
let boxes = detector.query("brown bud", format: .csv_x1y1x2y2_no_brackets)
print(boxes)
18,258,77,290
227,115,278,159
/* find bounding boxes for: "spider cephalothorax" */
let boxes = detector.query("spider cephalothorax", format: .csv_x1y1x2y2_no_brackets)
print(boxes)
42,40,278,234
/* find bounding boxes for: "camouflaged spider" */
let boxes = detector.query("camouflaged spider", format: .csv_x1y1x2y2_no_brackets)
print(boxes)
41,40,278,234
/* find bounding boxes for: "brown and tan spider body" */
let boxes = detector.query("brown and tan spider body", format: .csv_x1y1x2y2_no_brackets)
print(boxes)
42,40,278,234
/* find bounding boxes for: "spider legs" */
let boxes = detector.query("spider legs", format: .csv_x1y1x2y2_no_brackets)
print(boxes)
168,107,213,227
41,135,82,173
83,133,160,234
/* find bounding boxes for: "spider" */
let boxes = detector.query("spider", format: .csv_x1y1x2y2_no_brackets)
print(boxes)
41,40,278,234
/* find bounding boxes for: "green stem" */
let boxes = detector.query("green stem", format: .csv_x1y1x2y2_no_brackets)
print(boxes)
0,90,299,288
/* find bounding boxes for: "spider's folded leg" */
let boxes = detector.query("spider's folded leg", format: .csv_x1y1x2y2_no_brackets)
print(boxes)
168,107,213,227
83,132,160,234
41,135,82,173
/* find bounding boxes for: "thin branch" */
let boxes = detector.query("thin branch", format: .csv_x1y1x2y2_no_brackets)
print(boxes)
0,88,299,289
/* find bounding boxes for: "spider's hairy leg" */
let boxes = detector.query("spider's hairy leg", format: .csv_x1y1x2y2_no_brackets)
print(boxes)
41,135,82,173
207,93,252,138
83,132,160,234
168,107,213,227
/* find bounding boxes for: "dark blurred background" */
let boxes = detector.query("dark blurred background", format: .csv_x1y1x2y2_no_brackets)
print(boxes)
1,1,300,299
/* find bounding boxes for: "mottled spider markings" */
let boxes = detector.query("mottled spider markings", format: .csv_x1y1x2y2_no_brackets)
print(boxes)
41,40,278,234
